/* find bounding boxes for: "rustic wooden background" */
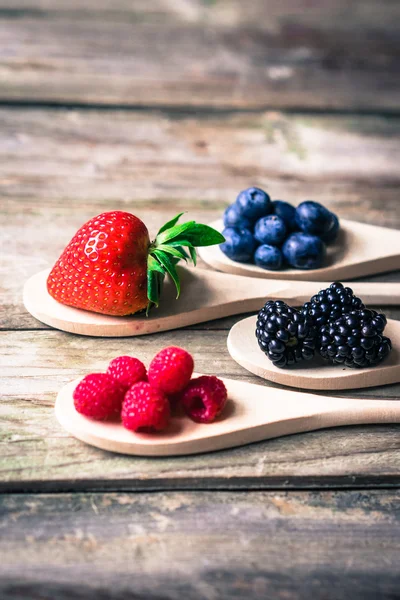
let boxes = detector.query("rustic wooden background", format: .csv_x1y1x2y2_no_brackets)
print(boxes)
1,1,400,598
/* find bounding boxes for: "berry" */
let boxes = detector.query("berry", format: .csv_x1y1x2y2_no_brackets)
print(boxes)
235,187,271,222
122,382,170,432
295,201,336,236
107,355,147,391
220,227,256,263
254,215,287,246
148,346,194,395
256,300,317,368
47,211,150,316
254,244,283,270
73,373,125,420
282,232,326,269
181,376,227,423
272,200,297,231
319,309,392,368
223,205,253,230
320,213,340,244
301,282,364,329
47,211,224,316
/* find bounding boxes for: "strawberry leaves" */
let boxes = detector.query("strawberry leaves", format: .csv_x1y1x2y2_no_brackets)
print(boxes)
156,213,185,236
155,218,225,248
147,214,225,310
147,255,165,312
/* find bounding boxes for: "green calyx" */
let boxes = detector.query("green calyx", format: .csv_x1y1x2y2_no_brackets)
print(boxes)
146,213,225,313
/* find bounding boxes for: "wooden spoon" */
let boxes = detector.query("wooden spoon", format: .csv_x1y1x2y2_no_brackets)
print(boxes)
228,316,400,390
199,219,400,280
24,267,400,337
55,375,400,456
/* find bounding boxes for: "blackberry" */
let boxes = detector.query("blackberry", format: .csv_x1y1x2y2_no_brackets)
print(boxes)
301,282,364,328
319,309,392,368
256,300,317,368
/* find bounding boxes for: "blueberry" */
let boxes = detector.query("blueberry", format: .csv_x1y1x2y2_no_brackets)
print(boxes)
320,213,340,244
223,204,253,230
254,245,283,270
282,232,326,269
295,201,335,236
272,200,297,231
254,215,287,246
220,227,256,263
235,187,271,222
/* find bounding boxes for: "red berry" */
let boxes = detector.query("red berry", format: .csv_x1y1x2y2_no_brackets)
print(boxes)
148,346,194,395
107,355,147,390
47,211,150,316
73,373,125,420
122,382,170,432
181,376,227,423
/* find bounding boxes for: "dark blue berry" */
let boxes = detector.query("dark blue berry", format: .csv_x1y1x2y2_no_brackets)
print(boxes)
220,227,256,263
318,309,392,368
320,213,340,244
282,232,326,269
235,187,271,222
255,300,317,368
295,201,335,236
254,215,287,246
254,244,283,270
272,200,297,231
223,204,253,230
301,282,364,328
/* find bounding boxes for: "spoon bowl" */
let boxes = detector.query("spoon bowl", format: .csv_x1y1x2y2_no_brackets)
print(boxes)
55,374,400,456
199,219,400,280
228,316,400,390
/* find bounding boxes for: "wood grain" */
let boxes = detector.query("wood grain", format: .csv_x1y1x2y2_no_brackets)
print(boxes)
1,330,400,491
2,108,400,331
2,0,400,29
0,1,399,110
1,109,400,209
1,490,399,599
1,2,399,591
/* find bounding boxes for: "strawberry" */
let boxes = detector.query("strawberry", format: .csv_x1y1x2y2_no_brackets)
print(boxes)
47,211,224,316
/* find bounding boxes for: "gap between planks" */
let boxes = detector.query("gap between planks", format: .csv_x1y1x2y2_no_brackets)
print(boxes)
1,478,400,495
1,100,400,118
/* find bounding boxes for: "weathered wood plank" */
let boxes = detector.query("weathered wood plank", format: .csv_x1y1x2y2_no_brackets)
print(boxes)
2,200,400,330
1,109,400,209
1,106,399,490
2,108,400,330
0,1,399,110
1,490,399,599
2,0,400,30
1,330,399,492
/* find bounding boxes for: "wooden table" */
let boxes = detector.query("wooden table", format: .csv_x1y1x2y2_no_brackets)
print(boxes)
1,2,400,598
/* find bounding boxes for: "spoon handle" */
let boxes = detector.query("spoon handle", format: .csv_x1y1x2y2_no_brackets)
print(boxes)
55,376,400,457
314,396,400,427
233,394,400,450
268,280,400,306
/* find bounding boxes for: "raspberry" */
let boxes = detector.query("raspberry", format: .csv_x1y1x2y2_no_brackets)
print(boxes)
148,346,194,395
181,376,227,423
73,373,125,420
107,355,147,390
121,382,170,432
